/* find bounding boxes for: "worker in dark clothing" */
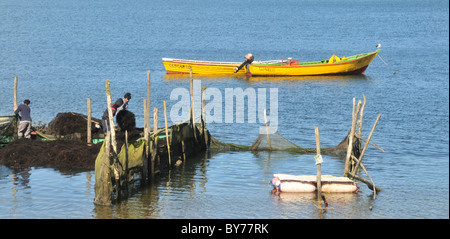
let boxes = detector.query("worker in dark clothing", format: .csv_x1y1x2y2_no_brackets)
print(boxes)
14,99,32,139
101,92,131,133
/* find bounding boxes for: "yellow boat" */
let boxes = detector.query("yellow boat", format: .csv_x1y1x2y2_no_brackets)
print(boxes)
248,50,379,76
163,49,379,76
162,58,249,75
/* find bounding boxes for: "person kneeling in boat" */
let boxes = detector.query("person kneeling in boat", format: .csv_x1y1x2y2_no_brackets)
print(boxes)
101,92,131,133
14,99,32,139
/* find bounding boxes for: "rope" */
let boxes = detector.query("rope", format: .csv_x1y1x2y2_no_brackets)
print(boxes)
377,54,397,74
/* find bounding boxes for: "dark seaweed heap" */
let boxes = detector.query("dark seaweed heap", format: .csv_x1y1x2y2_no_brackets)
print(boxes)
0,139,101,172
0,111,139,172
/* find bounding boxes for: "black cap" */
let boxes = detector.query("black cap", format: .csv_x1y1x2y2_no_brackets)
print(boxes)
124,92,131,100
24,99,30,105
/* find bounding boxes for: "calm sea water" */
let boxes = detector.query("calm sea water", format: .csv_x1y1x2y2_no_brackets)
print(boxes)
0,0,448,219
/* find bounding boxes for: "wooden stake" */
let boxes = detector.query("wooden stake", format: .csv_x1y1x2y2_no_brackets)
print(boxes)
163,101,171,166
354,133,385,152
315,126,323,210
358,94,367,135
144,99,149,141
351,155,378,199
13,76,18,110
352,113,382,175
106,79,120,199
105,79,117,154
189,69,198,143
124,130,130,192
87,98,92,145
153,107,159,133
264,108,271,150
201,86,207,148
147,70,151,135
344,99,361,177
143,99,149,183
151,107,159,179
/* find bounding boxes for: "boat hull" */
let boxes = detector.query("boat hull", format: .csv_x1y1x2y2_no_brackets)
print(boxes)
162,50,379,77
249,50,378,76
162,58,249,75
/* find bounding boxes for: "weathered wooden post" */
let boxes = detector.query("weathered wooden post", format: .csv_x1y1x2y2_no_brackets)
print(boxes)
105,79,121,199
344,99,362,177
124,130,129,195
151,107,159,178
314,126,323,210
201,85,207,149
164,101,171,166
352,113,382,175
13,76,18,138
189,69,198,143
147,70,151,131
144,99,149,141
106,79,118,154
143,99,149,182
153,108,159,133
145,70,151,182
87,98,92,145
14,76,18,110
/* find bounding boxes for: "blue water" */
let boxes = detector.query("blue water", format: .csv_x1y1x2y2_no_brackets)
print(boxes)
0,0,448,219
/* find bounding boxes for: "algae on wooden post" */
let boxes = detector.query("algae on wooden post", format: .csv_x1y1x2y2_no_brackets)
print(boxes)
94,132,113,206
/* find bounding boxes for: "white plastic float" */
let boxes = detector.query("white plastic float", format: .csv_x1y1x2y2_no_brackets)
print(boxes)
270,174,358,193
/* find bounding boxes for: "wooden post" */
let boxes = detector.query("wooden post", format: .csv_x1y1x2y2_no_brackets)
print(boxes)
201,85,207,148
189,69,198,143
147,70,151,135
143,99,149,183
152,108,159,177
344,99,361,177
124,130,129,194
144,99,149,141
106,79,120,199
105,79,117,154
87,98,92,145
151,107,159,179
264,108,272,150
163,101,171,166
315,126,323,209
14,76,18,110
352,113,382,175
356,94,366,168
358,94,367,135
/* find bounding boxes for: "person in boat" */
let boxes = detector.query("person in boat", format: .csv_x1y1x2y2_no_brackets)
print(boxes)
14,99,32,139
101,92,131,133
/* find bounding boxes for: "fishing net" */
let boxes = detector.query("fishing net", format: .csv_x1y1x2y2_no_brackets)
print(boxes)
0,115,17,144
250,125,311,152
208,124,354,156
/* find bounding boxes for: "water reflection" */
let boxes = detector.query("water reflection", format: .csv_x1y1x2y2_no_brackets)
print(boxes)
94,151,210,219
163,74,249,82
163,73,371,84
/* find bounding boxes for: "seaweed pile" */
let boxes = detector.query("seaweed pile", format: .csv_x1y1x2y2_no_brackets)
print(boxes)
0,111,140,172
0,139,101,172
45,112,102,139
